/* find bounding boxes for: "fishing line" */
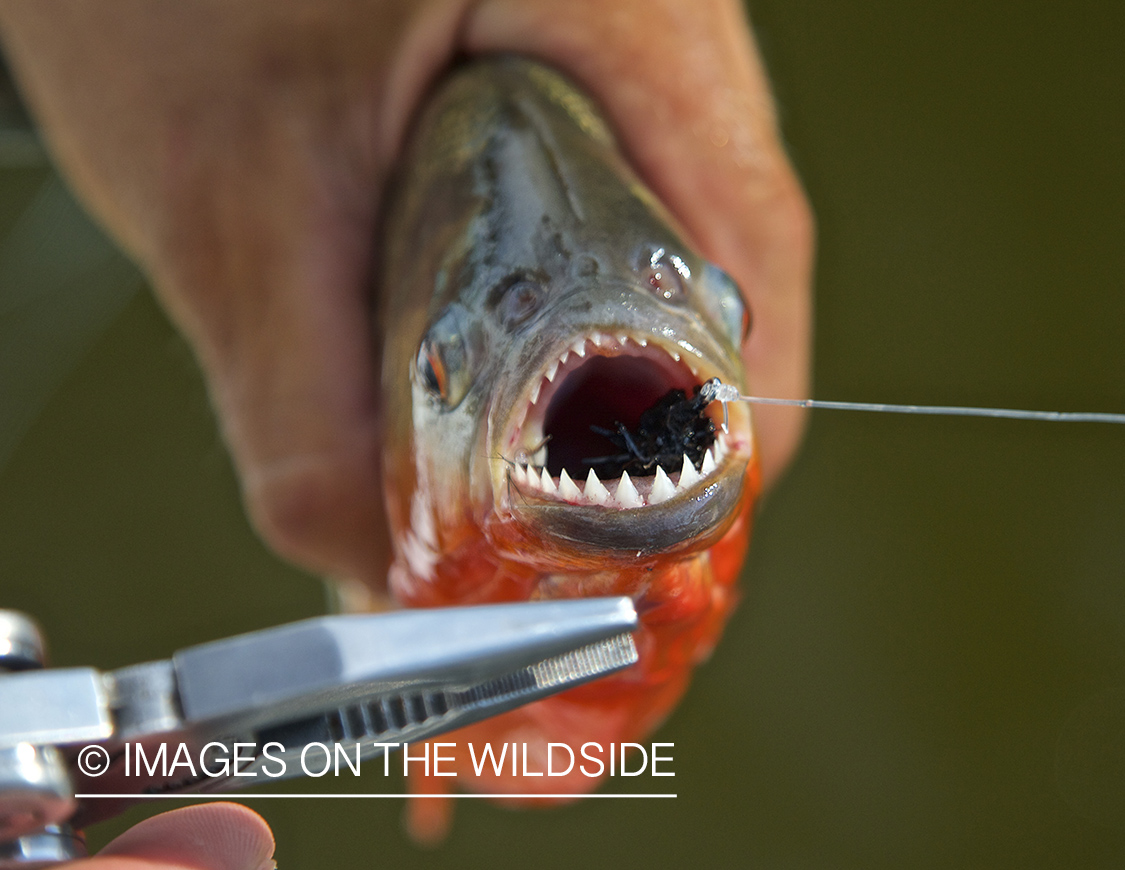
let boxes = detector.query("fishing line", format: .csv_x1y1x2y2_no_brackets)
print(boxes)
700,379,1125,431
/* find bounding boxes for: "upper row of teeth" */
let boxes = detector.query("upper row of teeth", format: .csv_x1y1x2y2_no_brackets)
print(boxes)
528,332,694,406
511,443,724,509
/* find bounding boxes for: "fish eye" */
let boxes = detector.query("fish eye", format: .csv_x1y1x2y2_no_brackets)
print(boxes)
697,262,751,347
416,306,472,408
500,279,544,328
642,249,689,303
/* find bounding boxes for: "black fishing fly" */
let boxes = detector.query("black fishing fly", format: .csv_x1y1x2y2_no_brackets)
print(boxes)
585,385,717,478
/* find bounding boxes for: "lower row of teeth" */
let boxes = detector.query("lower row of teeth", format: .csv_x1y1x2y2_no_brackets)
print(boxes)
510,443,724,509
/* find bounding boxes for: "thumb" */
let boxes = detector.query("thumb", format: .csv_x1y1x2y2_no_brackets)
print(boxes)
79,803,275,870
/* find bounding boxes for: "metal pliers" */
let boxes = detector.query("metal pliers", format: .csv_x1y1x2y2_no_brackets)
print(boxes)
0,599,638,867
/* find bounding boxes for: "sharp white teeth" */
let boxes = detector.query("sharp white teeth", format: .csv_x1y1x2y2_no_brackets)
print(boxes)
639,338,648,347
617,334,629,346
572,339,587,357
530,380,542,404
701,448,717,476
650,466,676,504
512,463,527,485
614,470,642,508
591,334,604,348
546,360,559,382
584,468,610,505
539,467,557,495
559,349,570,366
558,468,581,501
679,454,701,490
525,467,541,490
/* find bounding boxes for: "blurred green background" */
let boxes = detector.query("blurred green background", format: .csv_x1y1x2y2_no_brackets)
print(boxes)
2,2,1124,867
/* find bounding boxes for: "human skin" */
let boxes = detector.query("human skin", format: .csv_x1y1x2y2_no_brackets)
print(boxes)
0,0,812,861
71,803,275,870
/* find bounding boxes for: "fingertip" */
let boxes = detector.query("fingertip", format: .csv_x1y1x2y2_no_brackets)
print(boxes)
94,803,274,870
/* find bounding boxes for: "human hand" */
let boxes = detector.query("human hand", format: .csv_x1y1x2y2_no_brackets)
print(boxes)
69,803,274,870
0,0,812,593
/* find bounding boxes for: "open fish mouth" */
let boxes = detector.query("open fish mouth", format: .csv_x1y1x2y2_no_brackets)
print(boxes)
495,330,750,550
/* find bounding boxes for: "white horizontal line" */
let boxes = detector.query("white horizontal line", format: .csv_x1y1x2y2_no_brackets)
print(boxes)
76,793,676,800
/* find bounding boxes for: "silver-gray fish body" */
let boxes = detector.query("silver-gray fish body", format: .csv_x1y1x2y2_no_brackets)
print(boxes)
379,57,753,575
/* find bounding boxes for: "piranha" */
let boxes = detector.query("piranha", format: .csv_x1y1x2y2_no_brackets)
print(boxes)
378,56,758,839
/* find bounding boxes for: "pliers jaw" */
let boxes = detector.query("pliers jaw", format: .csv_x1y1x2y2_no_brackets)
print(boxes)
0,598,638,864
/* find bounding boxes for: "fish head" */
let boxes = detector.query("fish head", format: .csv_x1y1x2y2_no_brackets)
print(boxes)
484,249,753,563
381,59,755,578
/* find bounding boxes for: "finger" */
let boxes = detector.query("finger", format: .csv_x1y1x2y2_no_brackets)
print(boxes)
144,1,472,594
0,1,464,594
150,119,391,589
465,0,815,489
78,802,274,870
